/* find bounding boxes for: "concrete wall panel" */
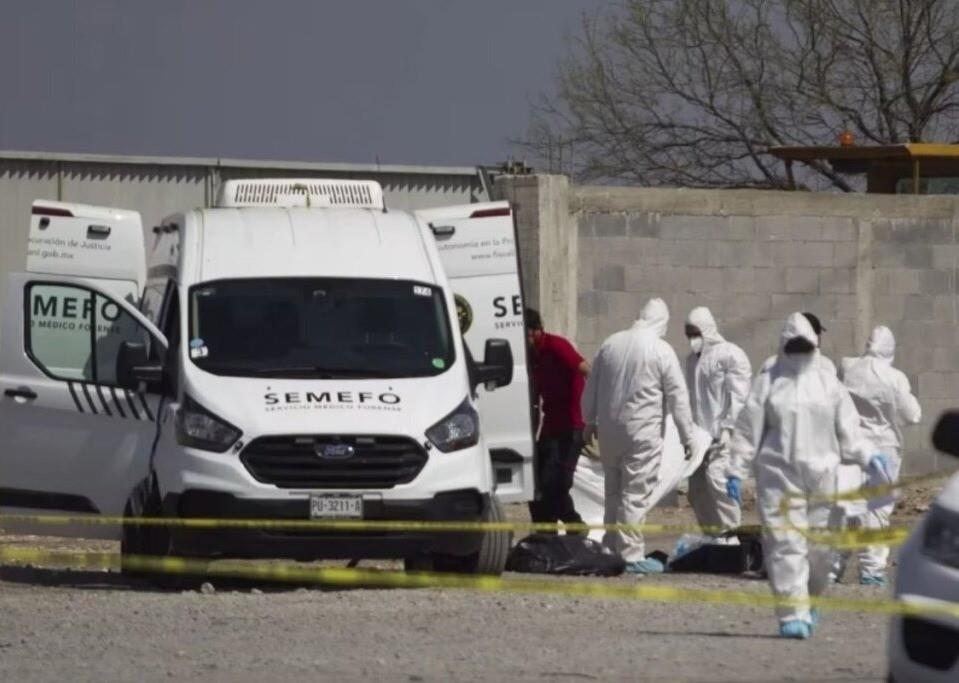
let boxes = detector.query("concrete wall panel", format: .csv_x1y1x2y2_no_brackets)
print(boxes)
499,175,959,476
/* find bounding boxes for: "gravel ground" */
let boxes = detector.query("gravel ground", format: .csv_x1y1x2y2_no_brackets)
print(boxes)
0,566,892,683
0,494,920,683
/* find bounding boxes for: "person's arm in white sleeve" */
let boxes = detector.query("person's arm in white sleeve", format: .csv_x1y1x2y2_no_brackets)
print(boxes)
893,371,922,426
662,345,695,447
728,373,769,480
718,346,752,436
836,384,873,468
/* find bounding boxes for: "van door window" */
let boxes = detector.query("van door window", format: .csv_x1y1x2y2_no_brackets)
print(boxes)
26,284,95,381
25,282,151,386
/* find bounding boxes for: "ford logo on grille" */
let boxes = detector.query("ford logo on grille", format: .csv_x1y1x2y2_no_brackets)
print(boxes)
314,442,355,460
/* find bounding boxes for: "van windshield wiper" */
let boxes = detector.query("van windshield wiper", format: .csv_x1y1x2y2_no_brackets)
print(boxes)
251,366,394,379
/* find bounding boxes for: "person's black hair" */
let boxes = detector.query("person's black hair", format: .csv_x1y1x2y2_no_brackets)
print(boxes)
802,312,826,336
784,336,816,354
525,307,543,331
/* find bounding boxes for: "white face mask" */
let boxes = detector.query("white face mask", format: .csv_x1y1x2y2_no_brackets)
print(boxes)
689,336,704,354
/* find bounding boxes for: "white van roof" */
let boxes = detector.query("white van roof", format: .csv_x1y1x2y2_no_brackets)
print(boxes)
193,207,437,284
216,178,385,210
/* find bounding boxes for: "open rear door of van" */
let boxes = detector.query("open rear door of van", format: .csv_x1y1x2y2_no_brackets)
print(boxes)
27,200,147,303
417,201,534,503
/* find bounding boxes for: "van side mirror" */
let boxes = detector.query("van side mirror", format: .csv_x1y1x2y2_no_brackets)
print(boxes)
116,341,163,389
474,339,513,391
932,411,959,458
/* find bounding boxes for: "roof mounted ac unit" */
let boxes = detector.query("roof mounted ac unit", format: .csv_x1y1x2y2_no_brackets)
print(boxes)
216,178,385,210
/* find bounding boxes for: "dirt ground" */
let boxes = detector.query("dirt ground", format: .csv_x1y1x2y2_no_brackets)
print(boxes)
2,479,944,683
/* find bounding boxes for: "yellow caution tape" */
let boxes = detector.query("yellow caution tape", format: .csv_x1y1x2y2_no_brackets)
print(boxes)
0,512,748,534
0,471,938,550
799,471,942,507
0,512,916,548
1,545,958,622
777,471,943,548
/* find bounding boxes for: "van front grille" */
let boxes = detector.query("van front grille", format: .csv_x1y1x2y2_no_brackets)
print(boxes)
240,435,428,489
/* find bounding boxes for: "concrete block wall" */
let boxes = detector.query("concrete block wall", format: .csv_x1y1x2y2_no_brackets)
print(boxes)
494,174,577,337
497,177,959,475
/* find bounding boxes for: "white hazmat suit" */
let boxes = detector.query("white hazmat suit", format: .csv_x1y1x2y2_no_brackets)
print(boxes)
582,298,696,562
839,326,921,579
761,349,837,376
684,307,752,533
730,313,872,626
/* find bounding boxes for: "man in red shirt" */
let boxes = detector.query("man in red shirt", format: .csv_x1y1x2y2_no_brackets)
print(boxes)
526,308,590,529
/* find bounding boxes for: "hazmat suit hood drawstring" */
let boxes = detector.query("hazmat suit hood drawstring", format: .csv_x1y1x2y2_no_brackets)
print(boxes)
634,298,670,338
865,325,895,364
686,306,725,347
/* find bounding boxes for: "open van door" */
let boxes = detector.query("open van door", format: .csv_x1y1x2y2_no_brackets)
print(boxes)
0,274,167,539
0,201,164,539
28,200,146,303
417,201,534,503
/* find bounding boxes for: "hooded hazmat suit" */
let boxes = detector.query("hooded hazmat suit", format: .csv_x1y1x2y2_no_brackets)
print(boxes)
581,298,695,562
684,307,752,533
729,313,872,625
839,326,921,578
761,349,837,376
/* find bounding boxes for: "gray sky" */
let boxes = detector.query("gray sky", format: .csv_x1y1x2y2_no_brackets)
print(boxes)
0,0,597,167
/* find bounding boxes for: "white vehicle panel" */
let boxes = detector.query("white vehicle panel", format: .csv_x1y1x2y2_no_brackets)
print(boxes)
155,373,491,501
195,208,437,284
0,273,165,538
418,202,534,503
888,468,959,682
28,200,146,296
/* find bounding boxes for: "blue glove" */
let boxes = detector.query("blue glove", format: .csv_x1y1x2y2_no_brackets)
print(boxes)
869,454,893,485
726,476,742,505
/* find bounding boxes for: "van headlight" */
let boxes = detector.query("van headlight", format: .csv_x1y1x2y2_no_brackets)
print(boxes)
921,505,959,569
175,395,242,453
426,398,479,453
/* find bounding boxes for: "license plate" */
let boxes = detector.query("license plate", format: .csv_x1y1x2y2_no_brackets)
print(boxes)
309,494,363,519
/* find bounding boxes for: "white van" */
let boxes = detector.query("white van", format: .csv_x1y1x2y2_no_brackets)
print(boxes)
0,179,533,575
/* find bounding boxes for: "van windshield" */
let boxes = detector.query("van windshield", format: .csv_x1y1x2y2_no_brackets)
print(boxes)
188,278,455,379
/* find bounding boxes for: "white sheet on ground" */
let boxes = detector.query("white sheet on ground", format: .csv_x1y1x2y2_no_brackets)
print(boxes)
571,417,711,541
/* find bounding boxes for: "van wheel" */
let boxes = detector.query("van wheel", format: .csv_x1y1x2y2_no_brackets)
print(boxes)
405,499,512,576
120,481,163,580
121,519,168,580
120,485,193,589
119,509,147,580
122,517,199,590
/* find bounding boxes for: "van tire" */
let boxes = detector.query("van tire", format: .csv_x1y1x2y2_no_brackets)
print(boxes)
123,519,198,590
119,509,147,580
120,480,161,580
120,481,190,589
471,498,512,575
404,499,512,576
120,507,173,582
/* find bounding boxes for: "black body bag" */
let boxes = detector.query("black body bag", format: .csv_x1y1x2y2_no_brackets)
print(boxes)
667,530,764,574
506,533,626,576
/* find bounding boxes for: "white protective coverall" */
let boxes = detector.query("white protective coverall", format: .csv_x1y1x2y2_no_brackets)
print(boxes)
582,298,697,562
839,326,921,577
729,313,872,624
684,307,752,532
761,349,837,376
